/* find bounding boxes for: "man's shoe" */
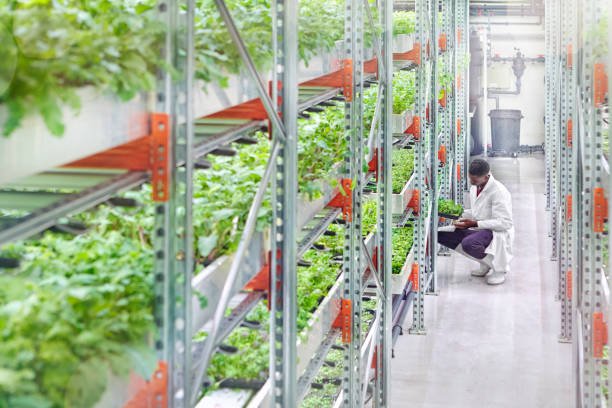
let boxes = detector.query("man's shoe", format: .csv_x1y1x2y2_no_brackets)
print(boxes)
471,264,491,277
486,272,506,285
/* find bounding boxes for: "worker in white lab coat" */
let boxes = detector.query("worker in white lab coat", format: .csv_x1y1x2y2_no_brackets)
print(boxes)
438,159,514,285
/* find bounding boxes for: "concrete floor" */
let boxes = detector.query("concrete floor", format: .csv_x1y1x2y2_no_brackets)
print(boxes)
390,156,574,408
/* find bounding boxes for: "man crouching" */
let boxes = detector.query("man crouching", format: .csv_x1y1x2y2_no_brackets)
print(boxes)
438,159,514,285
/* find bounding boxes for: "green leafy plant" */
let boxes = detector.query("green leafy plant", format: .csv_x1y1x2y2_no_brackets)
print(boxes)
0,0,165,136
392,226,413,274
362,198,378,237
393,70,416,114
392,148,414,194
0,229,156,407
438,199,463,217
204,223,345,389
0,0,363,136
393,11,416,36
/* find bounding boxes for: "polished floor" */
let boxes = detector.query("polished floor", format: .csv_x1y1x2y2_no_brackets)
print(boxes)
390,156,573,408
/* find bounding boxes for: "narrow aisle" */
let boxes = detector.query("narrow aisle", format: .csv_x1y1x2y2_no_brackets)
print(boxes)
391,157,573,408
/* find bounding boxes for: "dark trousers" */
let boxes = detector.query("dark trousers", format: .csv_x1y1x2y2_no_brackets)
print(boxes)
438,229,493,259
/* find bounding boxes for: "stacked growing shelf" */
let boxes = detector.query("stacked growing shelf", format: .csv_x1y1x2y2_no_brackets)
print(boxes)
546,0,611,406
0,1,470,407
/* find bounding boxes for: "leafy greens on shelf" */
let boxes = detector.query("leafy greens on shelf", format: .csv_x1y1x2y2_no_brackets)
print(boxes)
393,70,416,114
438,199,463,217
391,148,414,194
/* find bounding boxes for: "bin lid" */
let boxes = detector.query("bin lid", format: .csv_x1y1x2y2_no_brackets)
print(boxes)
489,109,523,119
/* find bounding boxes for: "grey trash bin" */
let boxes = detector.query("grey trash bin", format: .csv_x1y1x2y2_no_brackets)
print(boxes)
489,109,523,155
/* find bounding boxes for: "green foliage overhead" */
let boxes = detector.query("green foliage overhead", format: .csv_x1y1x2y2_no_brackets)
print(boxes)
1,0,386,136
0,0,164,137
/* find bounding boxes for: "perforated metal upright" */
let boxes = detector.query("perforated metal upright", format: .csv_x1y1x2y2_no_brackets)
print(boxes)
339,0,366,405
373,0,394,404
545,0,561,262
574,0,610,405
152,0,195,406
410,0,433,334
438,0,454,203
548,2,562,262
269,0,299,405
454,0,468,204
428,0,440,295
557,0,576,344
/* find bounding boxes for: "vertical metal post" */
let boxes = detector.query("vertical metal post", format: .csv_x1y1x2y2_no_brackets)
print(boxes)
341,0,364,405
558,0,575,343
410,0,431,335
428,0,440,294
439,0,453,202
374,0,393,404
153,0,173,385
155,0,195,406
270,0,299,405
454,0,468,204
577,0,607,405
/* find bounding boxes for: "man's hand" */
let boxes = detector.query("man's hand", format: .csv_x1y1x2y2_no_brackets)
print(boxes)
453,218,478,230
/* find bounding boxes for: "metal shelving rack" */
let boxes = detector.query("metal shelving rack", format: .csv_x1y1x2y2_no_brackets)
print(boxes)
556,0,576,345
547,0,611,406
186,0,399,406
0,1,469,407
408,0,434,334
575,0,610,405
409,0,467,334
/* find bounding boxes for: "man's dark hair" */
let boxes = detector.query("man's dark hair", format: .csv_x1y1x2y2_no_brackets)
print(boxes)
469,159,490,176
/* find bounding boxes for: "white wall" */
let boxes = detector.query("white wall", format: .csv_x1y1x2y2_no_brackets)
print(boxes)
472,16,545,148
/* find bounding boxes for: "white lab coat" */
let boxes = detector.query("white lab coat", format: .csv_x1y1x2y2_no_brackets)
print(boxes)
462,174,515,272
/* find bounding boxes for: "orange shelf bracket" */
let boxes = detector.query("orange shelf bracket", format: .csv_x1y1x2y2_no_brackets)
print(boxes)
393,42,421,65
438,33,448,52
593,187,608,233
457,164,462,181
566,194,573,223
438,144,447,165
409,263,419,291
329,178,354,221
438,89,447,108
566,44,573,69
566,270,572,300
342,59,354,102
593,312,608,358
150,114,170,202
123,361,168,408
594,63,608,107
408,189,420,214
566,119,573,147
66,113,171,202
333,299,352,343
405,116,421,140
368,148,379,175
